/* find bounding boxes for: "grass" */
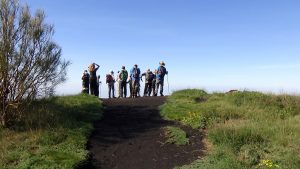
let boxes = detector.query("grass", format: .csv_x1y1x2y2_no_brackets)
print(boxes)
0,94,102,169
164,126,189,146
160,89,300,169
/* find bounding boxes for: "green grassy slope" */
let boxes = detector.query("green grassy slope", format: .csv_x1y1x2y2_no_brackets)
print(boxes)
161,89,300,169
0,94,102,169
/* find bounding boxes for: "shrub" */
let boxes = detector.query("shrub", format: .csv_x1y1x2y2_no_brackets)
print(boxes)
0,0,70,127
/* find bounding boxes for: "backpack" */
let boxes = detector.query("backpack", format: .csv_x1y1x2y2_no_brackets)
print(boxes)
106,74,113,83
133,68,140,78
146,72,154,82
119,70,128,82
82,74,89,87
82,74,89,81
158,66,166,78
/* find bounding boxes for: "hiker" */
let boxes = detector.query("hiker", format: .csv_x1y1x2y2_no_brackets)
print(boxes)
95,75,101,97
106,70,116,98
155,61,168,96
128,76,133,98
141,69,155,96
116,71,121,98
88,63,100,96
81,70,90,94
118,66,128,98
152,69,157,96
130,64,141,98
137,84,141,97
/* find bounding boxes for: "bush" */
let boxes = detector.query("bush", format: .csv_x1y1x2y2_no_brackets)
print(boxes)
0,0,70,127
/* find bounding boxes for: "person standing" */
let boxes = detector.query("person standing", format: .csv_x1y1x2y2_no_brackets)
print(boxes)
130,64,141,98
88,63,100,96
95,75,101,97
155,61,168,96
118,66,128,98
106,70,116,98
116,71,122,98
152,69,157,96
81,70,90,94
141,69,154,96
128,76,133,98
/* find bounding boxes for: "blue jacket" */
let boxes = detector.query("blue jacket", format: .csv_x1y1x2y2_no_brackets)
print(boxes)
156,66,167,81
130,67,141,82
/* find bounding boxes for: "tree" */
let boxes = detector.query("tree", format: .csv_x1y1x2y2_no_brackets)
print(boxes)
0,0,70,127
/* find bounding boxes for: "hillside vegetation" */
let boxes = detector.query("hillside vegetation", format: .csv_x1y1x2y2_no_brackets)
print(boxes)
0,94,102,169
161,89,300,169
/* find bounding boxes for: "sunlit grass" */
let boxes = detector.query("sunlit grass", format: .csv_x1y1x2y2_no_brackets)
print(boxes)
161,89,300,169
0,94,102,169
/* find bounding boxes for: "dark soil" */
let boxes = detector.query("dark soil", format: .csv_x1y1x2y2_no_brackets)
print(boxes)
78,97,205,169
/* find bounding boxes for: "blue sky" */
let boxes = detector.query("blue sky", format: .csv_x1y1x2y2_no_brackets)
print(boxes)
25,0,300,96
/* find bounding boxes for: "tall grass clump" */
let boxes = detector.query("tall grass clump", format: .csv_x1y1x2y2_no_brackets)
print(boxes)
161,89,300,169
164,126,189,146
0,94,102,169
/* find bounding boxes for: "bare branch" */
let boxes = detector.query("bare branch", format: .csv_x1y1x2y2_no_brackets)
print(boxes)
0,0,70,127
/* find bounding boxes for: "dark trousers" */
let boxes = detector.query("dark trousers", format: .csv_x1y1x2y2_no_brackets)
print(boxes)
90,78,97,96
129,81,132,97
152,82,156,96
132,80,140,97
144,83,152,96
108,82,115,98
155,79,164,96
120,81,127,98
95,85,99,97
82,81,89,94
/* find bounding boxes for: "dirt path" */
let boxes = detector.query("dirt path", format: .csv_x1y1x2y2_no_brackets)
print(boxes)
80,97,205,169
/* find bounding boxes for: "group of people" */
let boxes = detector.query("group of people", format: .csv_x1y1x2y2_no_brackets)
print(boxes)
81,63,101,96
81,61,168,99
